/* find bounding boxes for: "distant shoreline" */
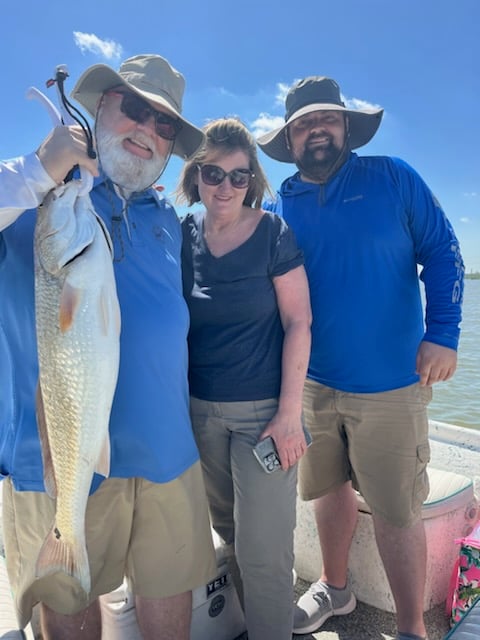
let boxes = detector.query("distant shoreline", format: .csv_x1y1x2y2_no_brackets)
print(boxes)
465,273,480,280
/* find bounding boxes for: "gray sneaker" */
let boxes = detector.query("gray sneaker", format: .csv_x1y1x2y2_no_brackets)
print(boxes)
293,580,356,634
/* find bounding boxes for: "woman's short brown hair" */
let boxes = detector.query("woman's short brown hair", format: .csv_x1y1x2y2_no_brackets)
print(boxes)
176,117,273,208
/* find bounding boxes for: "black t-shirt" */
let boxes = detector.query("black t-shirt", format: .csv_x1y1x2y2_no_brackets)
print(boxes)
181,211,304,401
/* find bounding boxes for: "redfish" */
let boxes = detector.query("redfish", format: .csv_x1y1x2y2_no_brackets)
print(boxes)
34,180,120,594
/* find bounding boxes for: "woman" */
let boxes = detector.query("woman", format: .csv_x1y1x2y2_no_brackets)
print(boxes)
177,118,312,640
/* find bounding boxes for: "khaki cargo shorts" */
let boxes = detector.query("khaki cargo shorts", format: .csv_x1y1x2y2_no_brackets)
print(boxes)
2,461,217,628
299,379,432,527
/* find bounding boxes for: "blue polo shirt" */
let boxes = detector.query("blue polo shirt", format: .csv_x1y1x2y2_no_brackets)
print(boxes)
0,172,199,492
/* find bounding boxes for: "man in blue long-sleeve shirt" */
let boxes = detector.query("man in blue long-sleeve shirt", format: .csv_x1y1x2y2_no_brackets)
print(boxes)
258,76,464,640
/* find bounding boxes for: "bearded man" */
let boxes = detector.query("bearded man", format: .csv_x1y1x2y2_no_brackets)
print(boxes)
258,76,464,640
0,55,216,640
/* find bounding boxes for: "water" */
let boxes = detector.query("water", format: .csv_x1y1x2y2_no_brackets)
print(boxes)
427,278,480,430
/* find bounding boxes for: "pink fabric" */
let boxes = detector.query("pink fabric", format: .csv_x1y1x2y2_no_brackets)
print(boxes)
448,521,480,625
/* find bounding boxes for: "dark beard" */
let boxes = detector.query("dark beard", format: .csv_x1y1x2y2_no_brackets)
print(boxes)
296,139,348,183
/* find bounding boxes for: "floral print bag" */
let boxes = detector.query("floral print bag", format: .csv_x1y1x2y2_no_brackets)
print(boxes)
447,521,480,625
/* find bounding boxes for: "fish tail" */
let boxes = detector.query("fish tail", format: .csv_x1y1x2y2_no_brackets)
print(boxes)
35,525,91,594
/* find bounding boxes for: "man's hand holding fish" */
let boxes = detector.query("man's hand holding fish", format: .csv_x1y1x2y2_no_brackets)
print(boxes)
0,54,216,640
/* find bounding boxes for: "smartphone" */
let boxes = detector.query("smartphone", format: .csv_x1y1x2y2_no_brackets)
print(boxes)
253,426,313,473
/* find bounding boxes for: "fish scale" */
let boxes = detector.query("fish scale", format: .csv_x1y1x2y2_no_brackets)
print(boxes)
34,179,120,595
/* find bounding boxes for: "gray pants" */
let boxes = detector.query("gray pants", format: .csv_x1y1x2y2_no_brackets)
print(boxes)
190,397,297,640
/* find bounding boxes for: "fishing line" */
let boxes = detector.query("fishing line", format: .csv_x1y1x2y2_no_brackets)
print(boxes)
46,67,97,160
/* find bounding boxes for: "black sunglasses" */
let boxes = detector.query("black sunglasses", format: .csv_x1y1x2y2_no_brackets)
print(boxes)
105,90,182,141
198,164,254,189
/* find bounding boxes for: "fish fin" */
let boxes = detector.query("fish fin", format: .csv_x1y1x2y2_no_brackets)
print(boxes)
98,287,121,336
95,434,110,478
113,296,121,335
113,298,121,335
59,281,82,332
35,383,57,498
36,524,91,595
98,289,110,336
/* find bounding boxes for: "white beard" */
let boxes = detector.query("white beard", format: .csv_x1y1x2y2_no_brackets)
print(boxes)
96,123,168,194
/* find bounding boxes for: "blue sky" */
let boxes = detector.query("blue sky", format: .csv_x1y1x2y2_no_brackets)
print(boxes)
2,0,479,271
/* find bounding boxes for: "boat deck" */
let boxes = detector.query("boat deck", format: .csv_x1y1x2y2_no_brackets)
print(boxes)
3,419,478,640
291,578,450,640
234,577,450,640
10,578,453,640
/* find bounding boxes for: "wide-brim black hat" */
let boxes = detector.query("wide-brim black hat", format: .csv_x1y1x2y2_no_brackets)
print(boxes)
257,76,384,163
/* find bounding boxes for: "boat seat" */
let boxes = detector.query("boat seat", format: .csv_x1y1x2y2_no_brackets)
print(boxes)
444,596,480,640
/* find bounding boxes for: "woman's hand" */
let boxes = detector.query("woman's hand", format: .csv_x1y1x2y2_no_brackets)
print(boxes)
260,412,308,471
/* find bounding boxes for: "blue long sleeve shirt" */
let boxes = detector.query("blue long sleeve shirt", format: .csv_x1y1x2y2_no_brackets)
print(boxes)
264,152,464,393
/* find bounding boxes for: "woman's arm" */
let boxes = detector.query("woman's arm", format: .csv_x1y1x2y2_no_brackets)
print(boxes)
262,264,312,470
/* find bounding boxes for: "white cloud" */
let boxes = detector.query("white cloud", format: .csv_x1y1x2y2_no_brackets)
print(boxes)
218,87,236,98
460,217,470,223
251,112,284,138
73,32,123,60
463,192,478,198
248,82,290,137
343,96,382,112
275,82,292,106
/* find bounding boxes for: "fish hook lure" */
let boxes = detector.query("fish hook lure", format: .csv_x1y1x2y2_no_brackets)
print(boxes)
26,64,95,194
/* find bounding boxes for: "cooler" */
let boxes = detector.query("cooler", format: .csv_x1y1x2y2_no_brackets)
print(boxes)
294,466,479,612
100,531,246,639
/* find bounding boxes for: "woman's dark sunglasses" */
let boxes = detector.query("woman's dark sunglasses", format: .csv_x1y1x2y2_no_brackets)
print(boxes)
105,90,182,141
198,164,254,189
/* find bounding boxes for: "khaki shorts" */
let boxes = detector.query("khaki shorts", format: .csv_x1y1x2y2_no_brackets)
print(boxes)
299,379,432,527
3,462,217,628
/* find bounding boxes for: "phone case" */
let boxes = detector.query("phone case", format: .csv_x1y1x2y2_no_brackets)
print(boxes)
252,437,281,473
253,427,313,473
